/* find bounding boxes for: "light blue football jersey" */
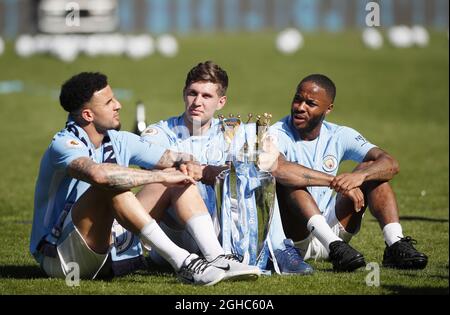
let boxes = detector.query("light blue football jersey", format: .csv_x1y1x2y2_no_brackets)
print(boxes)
30,120,167,259
142,115,240,165
142,115,225,217
270,115,376,213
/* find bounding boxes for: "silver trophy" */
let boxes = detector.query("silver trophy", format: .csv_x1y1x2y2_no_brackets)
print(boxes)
253,171,276,261
218,113,241,199
214,113,276,265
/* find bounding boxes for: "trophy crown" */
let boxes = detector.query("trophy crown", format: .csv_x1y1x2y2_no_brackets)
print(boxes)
220,113,242,145
256,112,272,126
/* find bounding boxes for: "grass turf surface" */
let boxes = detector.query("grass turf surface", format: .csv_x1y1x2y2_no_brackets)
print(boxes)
0,31,448,295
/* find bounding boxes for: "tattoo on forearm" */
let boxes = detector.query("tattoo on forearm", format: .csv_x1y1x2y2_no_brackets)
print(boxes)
106,172,138,190
69,158,161,190
68,157,97,183
105,174,150,190
273,161,332,187
302,173,313,185
103,165,161,190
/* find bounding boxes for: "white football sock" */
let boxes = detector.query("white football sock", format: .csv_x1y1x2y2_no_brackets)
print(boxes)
383,222,404,246
186,213,225,260
140,220,190,271
307,214,341,250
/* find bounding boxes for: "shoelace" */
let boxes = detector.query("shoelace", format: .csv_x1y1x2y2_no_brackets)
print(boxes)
329,242,354,260
224,253,244,263
399,236,418,245
212,253,243,263
281,245,304,264
391,236,419,256
183,257,211,274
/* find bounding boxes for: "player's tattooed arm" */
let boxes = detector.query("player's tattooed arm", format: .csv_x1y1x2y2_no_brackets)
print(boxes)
360,147,399,181
271,155,334,188
68,157,194,190
330,147,399,193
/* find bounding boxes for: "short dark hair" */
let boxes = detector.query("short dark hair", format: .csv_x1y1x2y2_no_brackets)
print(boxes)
184,61,228,96
59,72,108,113
299,74,336,103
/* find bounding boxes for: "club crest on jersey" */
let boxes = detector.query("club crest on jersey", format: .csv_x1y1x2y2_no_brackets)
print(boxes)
142,127,158,136
322,155,338,172
66,139,83,148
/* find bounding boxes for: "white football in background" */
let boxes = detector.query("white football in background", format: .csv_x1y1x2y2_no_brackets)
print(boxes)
410,25,429,47
103,33,126,56
15,34,36,57
156,34,179,58
50,35,79,63
85,34,104,57
362,28,383,49
388,25,414,48
125,34,155,59
33,34,53,54
276,28,303,55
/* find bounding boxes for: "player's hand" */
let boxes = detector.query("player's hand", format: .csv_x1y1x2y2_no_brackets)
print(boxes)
178,161,203,181
341,187,365,212
201,164,229,185
330,172,366,193
257,135,279,172
159,169,196,187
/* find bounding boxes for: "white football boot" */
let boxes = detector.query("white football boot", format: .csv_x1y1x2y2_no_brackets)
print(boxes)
209,254,261,281
177,254,226,286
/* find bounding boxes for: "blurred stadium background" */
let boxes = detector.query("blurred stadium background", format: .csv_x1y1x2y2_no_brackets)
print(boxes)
0,0,448,35
0,0,448,295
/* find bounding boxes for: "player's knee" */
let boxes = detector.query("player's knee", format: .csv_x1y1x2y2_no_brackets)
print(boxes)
392,158,400,175
110,190,134,208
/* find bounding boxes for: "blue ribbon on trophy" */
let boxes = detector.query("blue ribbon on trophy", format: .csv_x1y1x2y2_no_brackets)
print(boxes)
215,113,276,272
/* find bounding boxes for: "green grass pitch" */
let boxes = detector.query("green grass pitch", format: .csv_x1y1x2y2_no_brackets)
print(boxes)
0,31,448,295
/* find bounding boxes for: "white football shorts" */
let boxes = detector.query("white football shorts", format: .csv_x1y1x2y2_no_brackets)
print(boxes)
41,212,110,279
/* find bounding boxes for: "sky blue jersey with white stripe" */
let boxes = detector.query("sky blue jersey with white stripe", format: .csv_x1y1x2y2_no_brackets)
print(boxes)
142,115,226,165
270,115,376,212
30,124,167,258
141,115,225,217
141,115,256,213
